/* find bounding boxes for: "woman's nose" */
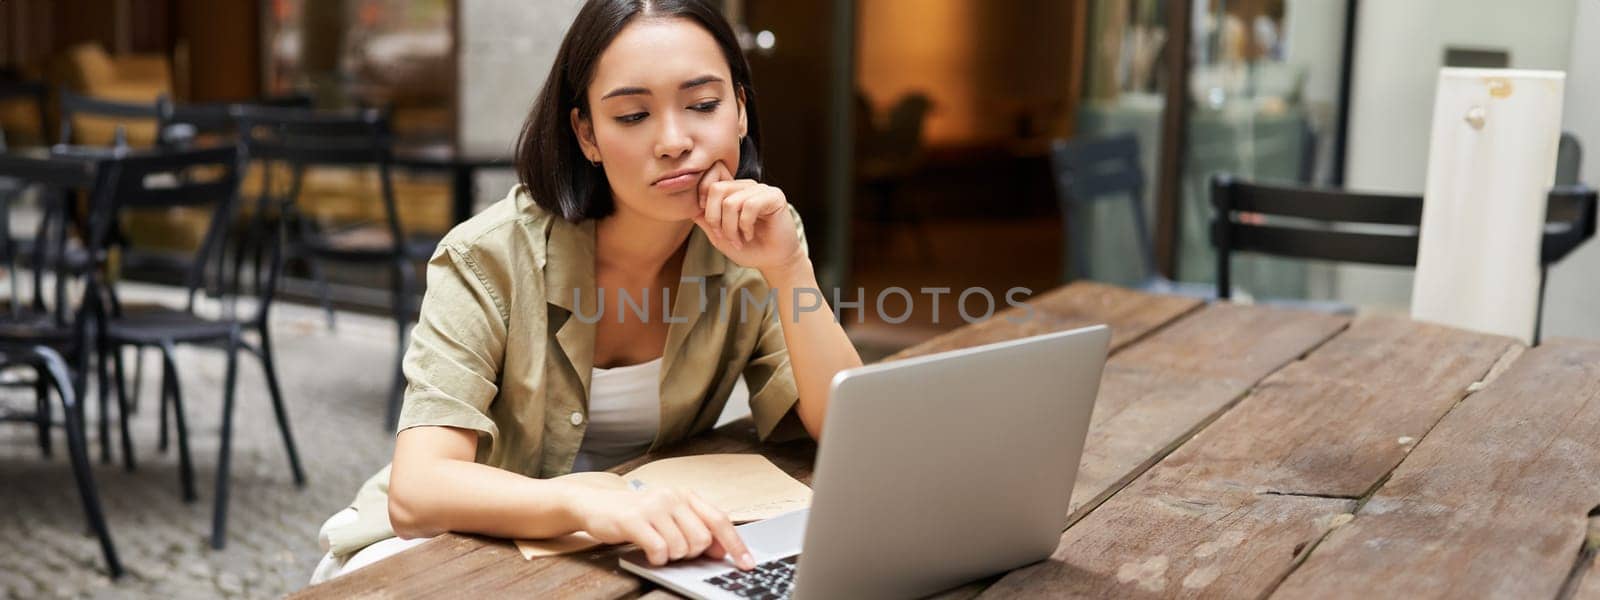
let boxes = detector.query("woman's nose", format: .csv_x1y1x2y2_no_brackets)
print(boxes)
654,112,693,159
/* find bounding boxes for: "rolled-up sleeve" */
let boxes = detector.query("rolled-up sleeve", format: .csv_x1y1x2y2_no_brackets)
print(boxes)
743,205,809,442
744,299,802,441
397,242,507,444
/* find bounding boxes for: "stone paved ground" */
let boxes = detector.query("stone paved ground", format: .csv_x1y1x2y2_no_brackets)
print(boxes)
1,283,406,599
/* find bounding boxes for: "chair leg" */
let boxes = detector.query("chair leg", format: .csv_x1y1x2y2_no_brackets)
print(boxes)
110,345,135,472
35,373,52,458
158,342,196,502
386,258,415,431
385,259,416,432
254,328,305,486
95,337,112,465
157,362,170,453
36,347,123,578
210,331,242,549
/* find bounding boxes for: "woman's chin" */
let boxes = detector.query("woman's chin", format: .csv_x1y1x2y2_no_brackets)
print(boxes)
631,205,700,225
653,191,705,221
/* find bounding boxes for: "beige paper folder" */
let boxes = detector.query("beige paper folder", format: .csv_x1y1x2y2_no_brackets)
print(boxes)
1412,68,1565,344
514,454,812,560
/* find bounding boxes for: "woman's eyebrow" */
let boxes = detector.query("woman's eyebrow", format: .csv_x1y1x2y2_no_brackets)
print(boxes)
600,75,726,101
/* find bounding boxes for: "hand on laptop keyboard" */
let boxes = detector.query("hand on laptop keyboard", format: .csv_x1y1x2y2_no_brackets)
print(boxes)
577,487,756,569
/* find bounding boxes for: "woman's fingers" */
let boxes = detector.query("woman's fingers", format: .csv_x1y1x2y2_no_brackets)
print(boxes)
697,160,734,211
704,538,727,561
719,187,761,244
646,508,691,563
701,182,734,239
701,184,758,250
714,187,750,247
671,503,716,558
625,516,671,566
686,492,755,570
736,189,782,242
703,180,727,232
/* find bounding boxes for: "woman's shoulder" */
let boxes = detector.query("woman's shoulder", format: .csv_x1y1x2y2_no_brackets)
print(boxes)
436,184,557,260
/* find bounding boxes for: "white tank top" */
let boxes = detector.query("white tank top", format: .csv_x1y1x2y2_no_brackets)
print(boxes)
570,356,664,473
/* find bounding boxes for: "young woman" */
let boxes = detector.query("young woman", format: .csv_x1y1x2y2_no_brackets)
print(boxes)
309,0,862,583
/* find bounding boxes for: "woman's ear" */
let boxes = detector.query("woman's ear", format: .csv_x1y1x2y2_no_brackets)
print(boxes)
570,107,600,163
736,86,747,138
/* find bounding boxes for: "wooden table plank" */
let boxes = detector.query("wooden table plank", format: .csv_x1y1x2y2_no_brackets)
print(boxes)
294,282,1204,599
1065,303,1348,522
979,316,1519,598
1273,338,1600,599
287,425,815,600
885,281,1203,361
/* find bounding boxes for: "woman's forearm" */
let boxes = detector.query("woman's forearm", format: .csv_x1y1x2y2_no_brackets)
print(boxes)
389,427,587,540
388,426,757,567
760,257,865,439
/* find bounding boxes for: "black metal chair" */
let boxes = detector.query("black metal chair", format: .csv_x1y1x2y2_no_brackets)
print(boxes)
0,168,84,459
0,344,121,577
56,91,172,408
233,105,430,429
0,149,124,464
85,145,305,549
1211,175,1598,343
153,95,317,298
0,151,121,577
1050,133,1214,297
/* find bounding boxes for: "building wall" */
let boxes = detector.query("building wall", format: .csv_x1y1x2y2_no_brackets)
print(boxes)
1544,0,1600,340
457,0,584,210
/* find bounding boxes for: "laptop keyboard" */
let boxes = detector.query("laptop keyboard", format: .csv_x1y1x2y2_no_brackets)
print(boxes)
703,555,798,599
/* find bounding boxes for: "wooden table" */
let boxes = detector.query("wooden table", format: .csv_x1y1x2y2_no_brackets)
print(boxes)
293,281,1600,599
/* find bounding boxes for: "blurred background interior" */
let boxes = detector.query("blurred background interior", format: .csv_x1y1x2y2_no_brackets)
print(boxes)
0,0,1597,597
1,0,1595,347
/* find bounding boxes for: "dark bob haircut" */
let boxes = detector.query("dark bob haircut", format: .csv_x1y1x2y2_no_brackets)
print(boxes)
515,0,764,222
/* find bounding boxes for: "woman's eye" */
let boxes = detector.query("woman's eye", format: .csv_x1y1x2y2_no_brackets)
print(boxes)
616,112,648,124
691,100,721,113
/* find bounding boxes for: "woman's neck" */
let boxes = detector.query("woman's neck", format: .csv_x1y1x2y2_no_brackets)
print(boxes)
595,202,693,280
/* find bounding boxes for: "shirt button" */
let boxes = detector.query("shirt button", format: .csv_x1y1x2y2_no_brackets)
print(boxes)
569,411,584,426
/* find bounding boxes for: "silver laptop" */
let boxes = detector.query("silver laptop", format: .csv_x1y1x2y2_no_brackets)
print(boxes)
620,325,1110,599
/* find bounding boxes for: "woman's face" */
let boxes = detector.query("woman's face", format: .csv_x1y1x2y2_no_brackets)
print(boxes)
572,17,747,224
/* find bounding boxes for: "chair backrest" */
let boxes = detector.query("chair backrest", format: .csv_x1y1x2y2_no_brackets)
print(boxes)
1049,133,1154,282
58,89,161,148
86,146,249,313
231,104,401,240
1556,132,1583,186
1210,175,1599,301
0,150,103,325
1543,184,1599,264
232,104,392,165
157,94,314,149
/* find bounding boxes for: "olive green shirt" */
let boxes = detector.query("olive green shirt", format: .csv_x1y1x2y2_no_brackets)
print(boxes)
325,185,807,558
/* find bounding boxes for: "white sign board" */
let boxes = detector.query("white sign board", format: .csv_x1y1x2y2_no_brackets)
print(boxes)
1411,68,1565,344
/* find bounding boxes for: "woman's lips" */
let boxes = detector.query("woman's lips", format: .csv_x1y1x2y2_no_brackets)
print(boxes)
653,170,703,192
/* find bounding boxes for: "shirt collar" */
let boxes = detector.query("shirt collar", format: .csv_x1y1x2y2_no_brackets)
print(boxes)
544,215,731,406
